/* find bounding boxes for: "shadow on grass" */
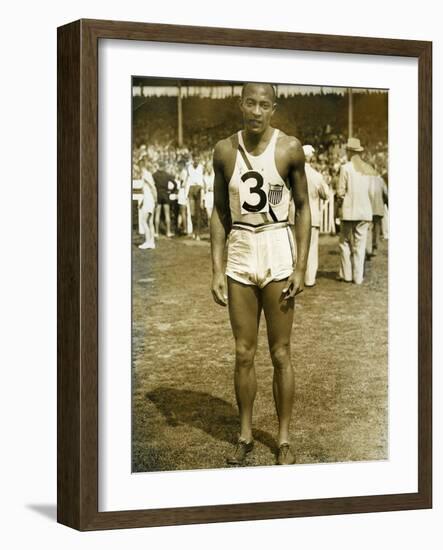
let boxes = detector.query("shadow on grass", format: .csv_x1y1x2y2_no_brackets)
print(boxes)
146,387,276,451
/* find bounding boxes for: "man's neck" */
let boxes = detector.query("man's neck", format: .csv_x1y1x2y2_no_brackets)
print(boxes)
242,126,274,149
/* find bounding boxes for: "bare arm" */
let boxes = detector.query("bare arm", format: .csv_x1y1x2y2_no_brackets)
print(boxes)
283,138,311,298
210,141,231,306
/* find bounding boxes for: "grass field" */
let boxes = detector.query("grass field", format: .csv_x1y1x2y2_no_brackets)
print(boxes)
132,231,388,472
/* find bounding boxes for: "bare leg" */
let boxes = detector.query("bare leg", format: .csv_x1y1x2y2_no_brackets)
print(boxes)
262,280,295,446
179,205,187,234
227,278,262,443
189,196,198,239
163,204,173,236
188,197,195,237
140,210,149,242
138,211,155,248
154,204,161,237
148,213,155,244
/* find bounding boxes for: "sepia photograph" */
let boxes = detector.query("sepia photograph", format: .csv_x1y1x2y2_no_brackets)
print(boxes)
131,77,389,473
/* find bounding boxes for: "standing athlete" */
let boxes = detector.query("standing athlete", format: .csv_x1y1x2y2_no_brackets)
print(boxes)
210,82,311,466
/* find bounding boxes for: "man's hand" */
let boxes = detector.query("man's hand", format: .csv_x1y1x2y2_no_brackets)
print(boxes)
282,269,305,300
211,272,228,306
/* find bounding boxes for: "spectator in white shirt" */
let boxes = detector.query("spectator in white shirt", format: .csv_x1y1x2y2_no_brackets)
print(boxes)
186,157,204,240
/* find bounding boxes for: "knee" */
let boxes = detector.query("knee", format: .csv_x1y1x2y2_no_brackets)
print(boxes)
235,341,256,370
270,343,291,371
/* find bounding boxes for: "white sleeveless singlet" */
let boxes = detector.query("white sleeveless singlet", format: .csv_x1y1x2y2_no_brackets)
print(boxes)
228,129,291,226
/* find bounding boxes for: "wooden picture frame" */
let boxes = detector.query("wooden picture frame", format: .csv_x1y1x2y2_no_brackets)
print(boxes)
57,18,432,530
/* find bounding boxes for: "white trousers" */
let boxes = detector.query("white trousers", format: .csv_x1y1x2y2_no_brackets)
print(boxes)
339,220,369,284
305,227,319,286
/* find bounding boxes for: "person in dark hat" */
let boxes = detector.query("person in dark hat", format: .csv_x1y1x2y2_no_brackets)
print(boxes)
153,161,176,237
336,137,374,284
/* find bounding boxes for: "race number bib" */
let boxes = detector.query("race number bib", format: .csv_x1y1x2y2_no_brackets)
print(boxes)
239,170,269,214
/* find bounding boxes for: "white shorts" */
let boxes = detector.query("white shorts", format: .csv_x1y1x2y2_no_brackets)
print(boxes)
226,222,295,289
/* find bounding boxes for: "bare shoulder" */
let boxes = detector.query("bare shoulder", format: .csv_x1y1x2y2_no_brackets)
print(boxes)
276,131,304,163
213,134,237,165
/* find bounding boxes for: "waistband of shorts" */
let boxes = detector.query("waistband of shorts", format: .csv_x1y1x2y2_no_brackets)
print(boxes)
231,220,289,233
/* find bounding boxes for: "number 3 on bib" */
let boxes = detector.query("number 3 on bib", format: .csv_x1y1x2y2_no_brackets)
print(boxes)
239,170,269,214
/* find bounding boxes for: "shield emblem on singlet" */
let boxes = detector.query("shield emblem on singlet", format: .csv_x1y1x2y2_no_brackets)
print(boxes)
268,184,284,206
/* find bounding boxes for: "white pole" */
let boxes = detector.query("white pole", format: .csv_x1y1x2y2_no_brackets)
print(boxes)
178,82,183,146
348,88,353,138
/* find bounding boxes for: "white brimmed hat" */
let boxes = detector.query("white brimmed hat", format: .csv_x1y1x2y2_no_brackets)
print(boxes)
345,137,364,152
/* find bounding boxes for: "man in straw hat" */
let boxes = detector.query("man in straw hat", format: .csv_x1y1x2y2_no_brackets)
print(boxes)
336,137,374,284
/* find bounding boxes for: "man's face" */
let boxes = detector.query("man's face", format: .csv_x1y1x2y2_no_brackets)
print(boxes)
240,84,276,134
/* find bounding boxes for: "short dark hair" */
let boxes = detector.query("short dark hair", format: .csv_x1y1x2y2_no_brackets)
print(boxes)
241,82,276,103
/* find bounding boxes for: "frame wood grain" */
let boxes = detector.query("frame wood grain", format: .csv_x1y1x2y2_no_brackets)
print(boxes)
57,18,432,531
